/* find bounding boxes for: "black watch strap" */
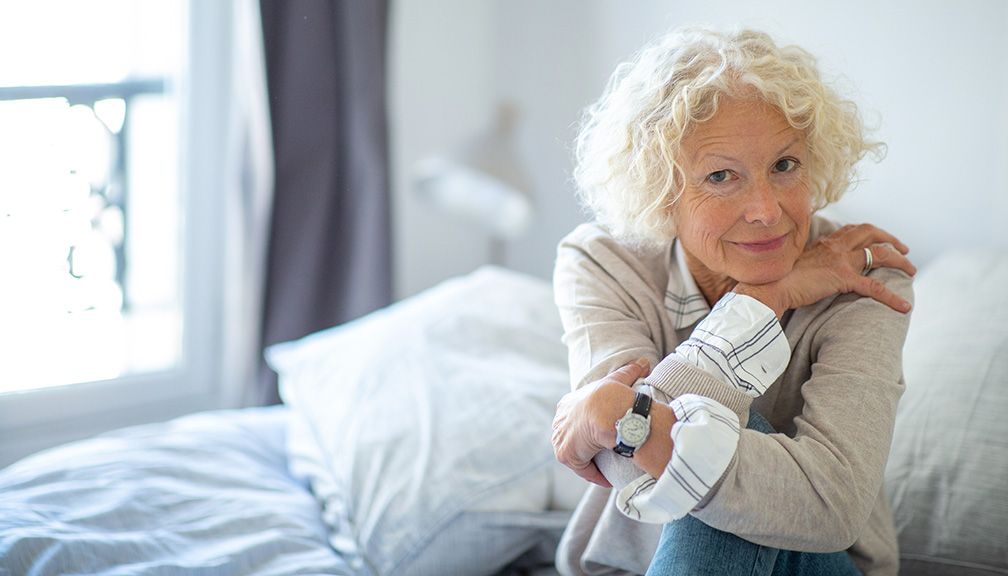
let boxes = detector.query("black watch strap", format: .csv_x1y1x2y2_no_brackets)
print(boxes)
613,391,653,457
631,390,652,417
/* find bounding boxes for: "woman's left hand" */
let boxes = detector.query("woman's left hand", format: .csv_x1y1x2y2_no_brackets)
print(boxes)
735,223,917,318
552,358,650,487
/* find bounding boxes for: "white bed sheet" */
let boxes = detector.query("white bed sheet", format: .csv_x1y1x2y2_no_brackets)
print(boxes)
0,406,352,576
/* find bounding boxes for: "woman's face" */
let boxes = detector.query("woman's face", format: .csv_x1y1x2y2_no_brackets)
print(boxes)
672,97,812,291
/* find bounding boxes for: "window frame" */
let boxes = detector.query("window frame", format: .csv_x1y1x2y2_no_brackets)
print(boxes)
0,1,242,468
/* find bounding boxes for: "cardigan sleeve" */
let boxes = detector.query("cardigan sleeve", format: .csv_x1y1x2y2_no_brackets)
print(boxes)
554,224,786,491
614,293,791,522
554,223,703,489
553,224,670,392
690,266,913,552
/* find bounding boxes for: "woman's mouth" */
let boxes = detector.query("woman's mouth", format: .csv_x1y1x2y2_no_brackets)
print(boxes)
734,235,787,253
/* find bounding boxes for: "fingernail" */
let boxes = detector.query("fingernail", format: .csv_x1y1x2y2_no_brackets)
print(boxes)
633,358,650,371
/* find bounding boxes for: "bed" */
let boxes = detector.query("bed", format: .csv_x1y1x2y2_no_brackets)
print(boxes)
2,256,1008,576
0,267,582,576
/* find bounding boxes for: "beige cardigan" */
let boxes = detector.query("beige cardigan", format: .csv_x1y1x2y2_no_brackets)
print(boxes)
552,216,912,576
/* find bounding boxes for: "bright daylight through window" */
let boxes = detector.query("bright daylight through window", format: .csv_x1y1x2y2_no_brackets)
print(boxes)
0,2,185,393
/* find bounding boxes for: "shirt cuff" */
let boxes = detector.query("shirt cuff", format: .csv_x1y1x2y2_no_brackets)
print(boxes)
615,393,740,523
674,292,789,398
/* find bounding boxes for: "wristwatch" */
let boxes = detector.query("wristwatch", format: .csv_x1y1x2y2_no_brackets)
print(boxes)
613,391,652,457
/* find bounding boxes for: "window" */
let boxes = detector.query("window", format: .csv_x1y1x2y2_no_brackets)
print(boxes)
0,2,184,393
0,1,248,467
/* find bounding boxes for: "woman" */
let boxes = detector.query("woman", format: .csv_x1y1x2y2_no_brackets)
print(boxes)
550,26,915,576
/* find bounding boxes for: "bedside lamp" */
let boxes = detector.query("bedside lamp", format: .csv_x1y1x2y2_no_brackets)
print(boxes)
412,104,533,264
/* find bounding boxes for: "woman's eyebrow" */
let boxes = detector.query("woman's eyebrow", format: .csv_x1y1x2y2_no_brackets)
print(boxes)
774,137,804,157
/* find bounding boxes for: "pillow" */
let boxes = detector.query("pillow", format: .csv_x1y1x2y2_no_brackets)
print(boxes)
885,250,1008,575
267,266,587,576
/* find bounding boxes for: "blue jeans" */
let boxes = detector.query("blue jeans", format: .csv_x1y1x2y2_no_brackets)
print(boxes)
645,412,863,576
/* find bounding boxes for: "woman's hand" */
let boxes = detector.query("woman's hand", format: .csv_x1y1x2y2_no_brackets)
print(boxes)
735,223,916,318
552,358,650,487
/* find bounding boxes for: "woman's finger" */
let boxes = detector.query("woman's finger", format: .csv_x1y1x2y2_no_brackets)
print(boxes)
864,244,917,277
571,462,612,487
831,223,910,255
604,357,650,386
552,398,615,487
853,275,912,313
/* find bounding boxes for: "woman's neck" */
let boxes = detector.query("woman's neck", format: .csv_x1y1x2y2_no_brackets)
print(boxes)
681,247,736,308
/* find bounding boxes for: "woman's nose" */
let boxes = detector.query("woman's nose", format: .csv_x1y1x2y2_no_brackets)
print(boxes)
743,179,782,226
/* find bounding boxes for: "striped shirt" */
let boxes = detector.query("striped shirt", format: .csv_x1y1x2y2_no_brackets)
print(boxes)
614,240,789,521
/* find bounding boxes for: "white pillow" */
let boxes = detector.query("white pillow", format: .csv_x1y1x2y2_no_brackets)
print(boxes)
267,266,586,576
885,250,1008,575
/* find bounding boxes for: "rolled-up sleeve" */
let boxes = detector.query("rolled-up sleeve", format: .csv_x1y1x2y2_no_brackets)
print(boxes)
616,293,790,522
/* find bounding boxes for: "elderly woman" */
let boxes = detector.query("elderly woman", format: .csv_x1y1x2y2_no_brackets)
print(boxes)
550,27,916,576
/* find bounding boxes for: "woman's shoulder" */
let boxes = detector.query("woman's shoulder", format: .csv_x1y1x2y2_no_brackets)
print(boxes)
559,221,627,250
558,222,669,262
555,221,672,297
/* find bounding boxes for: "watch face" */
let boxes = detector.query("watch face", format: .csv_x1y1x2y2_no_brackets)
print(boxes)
618,414,649,445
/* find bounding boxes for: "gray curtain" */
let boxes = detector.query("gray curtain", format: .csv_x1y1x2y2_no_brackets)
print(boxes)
257,0,392,405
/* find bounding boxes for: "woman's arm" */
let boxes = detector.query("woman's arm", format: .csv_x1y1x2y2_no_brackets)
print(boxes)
677,223,915,548
553,224,674,489
554,224,791,501
734,223,916,319
692,265,913,551
553,221,916,550
553,224,670,392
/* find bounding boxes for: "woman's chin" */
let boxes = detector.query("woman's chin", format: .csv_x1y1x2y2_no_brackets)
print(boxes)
732,263,792,286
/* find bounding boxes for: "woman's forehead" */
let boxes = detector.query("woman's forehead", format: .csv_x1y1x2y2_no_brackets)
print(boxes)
680,98,803,161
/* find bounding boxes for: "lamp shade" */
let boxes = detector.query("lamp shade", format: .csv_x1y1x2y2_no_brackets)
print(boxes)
411,104,533,240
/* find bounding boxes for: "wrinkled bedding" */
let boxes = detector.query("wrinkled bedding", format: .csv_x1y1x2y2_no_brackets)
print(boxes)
0,406,350,575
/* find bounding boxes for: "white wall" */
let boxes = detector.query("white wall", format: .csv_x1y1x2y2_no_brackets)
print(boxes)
389,0,1008,300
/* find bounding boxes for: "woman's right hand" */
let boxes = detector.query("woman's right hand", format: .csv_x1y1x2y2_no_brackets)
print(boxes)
734,223,917,318
551,358,650,487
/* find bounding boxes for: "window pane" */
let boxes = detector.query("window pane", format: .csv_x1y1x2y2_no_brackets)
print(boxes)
0,1,185,392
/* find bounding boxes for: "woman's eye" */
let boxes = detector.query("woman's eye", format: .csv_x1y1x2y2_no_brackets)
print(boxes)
708,170,730,183
773,158,798,173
